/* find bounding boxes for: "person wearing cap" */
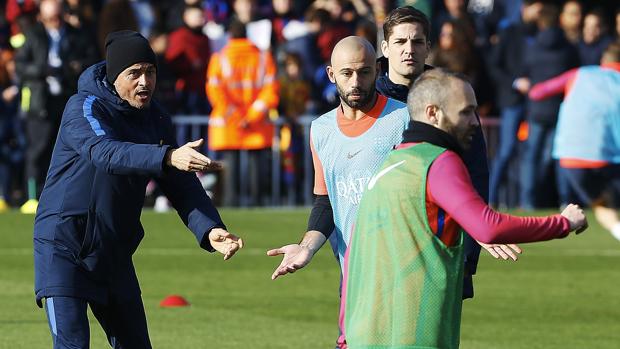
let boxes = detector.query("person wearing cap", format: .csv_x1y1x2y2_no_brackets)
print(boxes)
33,30,243,348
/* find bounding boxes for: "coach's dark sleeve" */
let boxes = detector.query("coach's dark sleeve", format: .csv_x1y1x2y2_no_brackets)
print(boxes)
61,95,170,176
155,113,225,252
307,194,335,238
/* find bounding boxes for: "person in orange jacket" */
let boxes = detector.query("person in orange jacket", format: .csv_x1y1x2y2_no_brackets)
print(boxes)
206,19,279,206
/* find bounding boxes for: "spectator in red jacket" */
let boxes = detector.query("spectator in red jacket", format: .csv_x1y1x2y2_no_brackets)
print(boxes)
165,4,211,114
5,0,37,36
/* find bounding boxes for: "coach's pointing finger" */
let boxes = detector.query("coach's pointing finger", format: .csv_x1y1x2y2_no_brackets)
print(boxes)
165,140,220,172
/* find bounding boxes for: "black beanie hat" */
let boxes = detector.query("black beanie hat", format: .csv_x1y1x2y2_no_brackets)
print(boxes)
105,30,157,84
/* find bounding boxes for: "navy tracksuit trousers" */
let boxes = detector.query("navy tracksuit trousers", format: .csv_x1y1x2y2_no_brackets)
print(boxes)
44,296,151,349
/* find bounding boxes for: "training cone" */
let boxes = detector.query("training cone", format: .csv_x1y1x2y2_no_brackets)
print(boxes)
159,295,190,307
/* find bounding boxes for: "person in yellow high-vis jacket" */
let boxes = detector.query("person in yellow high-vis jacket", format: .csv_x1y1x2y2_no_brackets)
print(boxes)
206,19,279,206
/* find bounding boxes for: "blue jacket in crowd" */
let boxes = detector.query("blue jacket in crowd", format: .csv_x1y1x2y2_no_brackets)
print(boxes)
33,62,225,306
524,27,578,126
488,21,534,109
578,35,615,67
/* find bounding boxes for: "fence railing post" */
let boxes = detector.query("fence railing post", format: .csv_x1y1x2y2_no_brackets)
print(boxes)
299,115,315,206
271,120,282,206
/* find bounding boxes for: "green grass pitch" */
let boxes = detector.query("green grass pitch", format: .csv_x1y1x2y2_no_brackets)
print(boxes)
1,209,619,348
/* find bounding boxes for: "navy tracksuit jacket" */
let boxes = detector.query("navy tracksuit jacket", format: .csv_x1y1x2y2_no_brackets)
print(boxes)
33,62,224,306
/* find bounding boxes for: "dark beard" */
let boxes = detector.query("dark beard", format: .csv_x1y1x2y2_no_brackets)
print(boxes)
442,117,473,151
336,84,374,109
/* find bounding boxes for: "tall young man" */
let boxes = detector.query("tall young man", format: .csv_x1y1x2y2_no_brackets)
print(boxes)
376,6,518,300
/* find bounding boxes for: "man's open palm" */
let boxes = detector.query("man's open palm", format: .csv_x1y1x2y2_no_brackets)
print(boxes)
267,244,313,280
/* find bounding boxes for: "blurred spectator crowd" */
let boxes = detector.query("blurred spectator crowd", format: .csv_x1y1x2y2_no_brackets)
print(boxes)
0,0,619,211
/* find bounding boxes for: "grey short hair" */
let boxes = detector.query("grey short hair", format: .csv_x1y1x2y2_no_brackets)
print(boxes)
407,68,470,121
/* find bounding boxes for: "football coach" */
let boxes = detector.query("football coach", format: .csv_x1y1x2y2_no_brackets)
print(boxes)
33,30,243,348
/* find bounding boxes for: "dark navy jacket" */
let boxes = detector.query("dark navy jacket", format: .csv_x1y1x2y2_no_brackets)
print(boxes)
524,27,579,126
376,63,488,299
578,35,614,67
487,21,534,108
33,62,224,305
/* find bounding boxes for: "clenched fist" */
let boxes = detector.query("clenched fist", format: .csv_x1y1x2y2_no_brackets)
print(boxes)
561,204,588,234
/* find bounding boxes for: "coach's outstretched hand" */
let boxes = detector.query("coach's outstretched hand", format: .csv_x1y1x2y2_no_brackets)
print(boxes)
165,139,222,172
561,204,588,234
209,228,244,260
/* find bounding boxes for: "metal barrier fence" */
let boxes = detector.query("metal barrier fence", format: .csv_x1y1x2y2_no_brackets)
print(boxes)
172,115,517,207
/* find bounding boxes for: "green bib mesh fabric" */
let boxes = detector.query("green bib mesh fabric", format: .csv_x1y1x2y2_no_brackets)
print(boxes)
345,143,464,349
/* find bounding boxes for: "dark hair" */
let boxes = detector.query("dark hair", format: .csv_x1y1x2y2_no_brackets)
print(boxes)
585,8,608,30
522,0,542,6
537,4,559,29
383,6,430,42
562,0,582,10
284,51,302,67
356,19,378,51
228,19,246,38
184,4,203,13
305,7,330,25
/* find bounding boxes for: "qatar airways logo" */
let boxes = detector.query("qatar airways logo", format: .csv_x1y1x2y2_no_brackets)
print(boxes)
335,170,372,205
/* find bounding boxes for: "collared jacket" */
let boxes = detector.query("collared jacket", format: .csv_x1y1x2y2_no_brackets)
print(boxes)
375,57,434,102
206,38,279,151
33,62,225,305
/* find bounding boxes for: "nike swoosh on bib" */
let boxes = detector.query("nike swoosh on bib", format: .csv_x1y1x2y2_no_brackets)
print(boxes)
367,160,406,190
347,149,362,159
